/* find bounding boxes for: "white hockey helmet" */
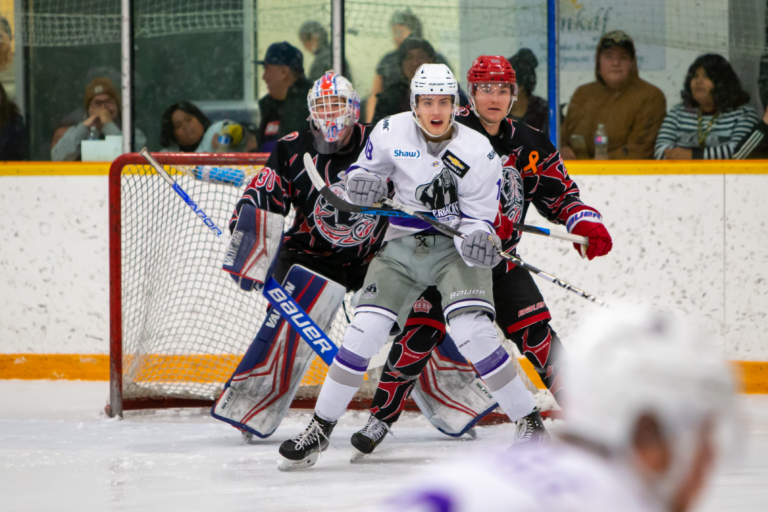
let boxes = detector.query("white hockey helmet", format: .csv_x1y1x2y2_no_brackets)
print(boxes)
410,63,460,137
307,71,361,153
563,306,739,503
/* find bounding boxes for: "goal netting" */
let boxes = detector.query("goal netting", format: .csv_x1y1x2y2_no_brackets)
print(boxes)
107,152,369,416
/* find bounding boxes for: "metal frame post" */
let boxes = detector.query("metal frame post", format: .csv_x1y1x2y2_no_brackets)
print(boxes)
13,0,25,120
121,0,134,154
243,0,256,105
332,0,344,75
547,0,560,149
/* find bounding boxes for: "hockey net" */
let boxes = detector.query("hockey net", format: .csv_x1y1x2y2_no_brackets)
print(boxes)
107,152,373,416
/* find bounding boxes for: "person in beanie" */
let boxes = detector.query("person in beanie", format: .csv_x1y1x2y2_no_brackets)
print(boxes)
52,77,146,161
507,48,549,134
560,30,666,160
257,41,312,153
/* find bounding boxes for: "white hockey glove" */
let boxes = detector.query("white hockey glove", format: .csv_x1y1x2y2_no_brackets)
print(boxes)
460,230,502,268
345,171,386,207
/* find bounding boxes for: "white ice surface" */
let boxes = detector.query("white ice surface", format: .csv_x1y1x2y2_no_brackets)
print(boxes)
0,381,766,512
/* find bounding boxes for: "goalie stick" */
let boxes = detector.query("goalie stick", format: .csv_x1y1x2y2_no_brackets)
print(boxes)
303,153,608,307
139,148,339,365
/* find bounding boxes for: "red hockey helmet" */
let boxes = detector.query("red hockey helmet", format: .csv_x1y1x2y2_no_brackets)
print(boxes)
467,55,518,117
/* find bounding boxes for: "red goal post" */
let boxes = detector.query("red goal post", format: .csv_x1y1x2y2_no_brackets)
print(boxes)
107,152,381,417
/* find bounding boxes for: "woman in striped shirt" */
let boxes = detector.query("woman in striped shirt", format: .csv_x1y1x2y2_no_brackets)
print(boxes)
655,54,759,160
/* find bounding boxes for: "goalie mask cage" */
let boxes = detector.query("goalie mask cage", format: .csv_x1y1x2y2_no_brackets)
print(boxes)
107,152,378,418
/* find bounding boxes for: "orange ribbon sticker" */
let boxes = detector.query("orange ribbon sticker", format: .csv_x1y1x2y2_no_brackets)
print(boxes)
523,151,539,174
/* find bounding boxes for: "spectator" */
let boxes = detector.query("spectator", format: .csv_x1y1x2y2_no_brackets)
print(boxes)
298,21,352,84
560,30,666,160
0,82,25,160
159,101,212,152
52,77,147,161
733,105,768,159
242,122,259,152
51,109,85,153
507,48,548,134
0,16,14,101
371,36,468,126
257,42,312,153
365,8,450,122
655,54,759,160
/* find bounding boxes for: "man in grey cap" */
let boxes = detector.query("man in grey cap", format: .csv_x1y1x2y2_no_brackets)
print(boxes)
257,41,312,153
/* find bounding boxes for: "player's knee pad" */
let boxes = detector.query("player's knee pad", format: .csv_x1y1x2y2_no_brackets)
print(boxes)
385,321,443,378
449,311,516,391
335,311,394,369
511,320,558,369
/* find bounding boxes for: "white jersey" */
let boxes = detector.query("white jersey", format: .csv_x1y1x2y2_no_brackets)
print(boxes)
346,112,502,242
374,441,664,512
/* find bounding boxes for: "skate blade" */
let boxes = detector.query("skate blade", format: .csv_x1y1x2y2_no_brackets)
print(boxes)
241,430,254,444
350,448,368,463
277,452,319,472
464,428,477,440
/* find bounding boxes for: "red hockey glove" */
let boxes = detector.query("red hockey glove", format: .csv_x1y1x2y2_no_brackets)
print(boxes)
565,206,612,260
494,209,514,241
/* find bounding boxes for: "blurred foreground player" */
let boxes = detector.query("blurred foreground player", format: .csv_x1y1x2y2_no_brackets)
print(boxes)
279,64,540,470
352,55,612,454
210,73,387,438
377,306,739,512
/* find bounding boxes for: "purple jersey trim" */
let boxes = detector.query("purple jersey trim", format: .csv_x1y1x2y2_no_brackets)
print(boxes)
474,346,510,377
335,346,370,373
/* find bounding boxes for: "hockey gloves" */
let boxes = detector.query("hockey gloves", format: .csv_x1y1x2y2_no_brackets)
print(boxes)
345,171,387,207
460,230,502,268
565,206,612,260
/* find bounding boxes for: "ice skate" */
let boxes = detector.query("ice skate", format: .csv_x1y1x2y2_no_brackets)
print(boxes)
511,408,549,445
278,414,336,471
240,429,254,444
350,414,391,460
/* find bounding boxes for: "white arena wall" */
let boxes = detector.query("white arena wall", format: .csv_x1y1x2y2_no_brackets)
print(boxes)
0,161,766,374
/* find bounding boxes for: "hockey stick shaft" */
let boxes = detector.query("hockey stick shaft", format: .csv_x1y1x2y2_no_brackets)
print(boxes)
139,148,340,364
303,153,607,307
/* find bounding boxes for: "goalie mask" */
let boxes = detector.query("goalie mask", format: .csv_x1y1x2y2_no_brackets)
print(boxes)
467,56,518,123
410,63,460,138
308,72,361,154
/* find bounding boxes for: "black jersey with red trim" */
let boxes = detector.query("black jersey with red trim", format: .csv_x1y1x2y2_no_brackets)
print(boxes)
455,108,587,269
229,124,388,267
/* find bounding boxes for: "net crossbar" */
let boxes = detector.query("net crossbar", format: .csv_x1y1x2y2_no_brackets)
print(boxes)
107,152,362,416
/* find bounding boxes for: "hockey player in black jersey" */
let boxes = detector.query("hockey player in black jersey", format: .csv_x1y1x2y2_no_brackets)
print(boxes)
211,72,388,444
351,55,613,454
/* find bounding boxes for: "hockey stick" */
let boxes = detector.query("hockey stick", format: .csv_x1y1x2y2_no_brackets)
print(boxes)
303,156,584,245
139,148,340,364
303,153,607,307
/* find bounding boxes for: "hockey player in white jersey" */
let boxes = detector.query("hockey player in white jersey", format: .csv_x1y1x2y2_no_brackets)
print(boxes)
375,307,739,512
278,63,542,470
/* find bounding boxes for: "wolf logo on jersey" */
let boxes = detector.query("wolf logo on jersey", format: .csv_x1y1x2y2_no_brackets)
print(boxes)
313,182,379,247
416,167,459,213
500,166,524,224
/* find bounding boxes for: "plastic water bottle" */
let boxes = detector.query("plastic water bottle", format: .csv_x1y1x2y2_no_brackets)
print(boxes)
215,129,232,153
87,126,101,140
594,124,608,160
194,166,246,187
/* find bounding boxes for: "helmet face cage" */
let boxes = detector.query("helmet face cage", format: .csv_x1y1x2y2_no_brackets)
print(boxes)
409,63,460,137
308,72,360,144
467,56,518,117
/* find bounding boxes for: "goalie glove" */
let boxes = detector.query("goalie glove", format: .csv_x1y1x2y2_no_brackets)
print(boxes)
565,206,612,260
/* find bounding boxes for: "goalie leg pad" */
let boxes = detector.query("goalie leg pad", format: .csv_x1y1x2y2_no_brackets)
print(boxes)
211,264,345,438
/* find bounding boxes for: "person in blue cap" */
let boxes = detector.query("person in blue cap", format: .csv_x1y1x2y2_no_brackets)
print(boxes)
257,41,313,153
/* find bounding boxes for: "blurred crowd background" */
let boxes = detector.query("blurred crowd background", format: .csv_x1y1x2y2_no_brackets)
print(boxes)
1,0,768,161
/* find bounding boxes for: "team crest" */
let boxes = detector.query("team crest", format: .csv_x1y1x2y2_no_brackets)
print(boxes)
500,166,524,225
363,282,378,299
412,297,432,313
416,167,459,212
313,182,379,247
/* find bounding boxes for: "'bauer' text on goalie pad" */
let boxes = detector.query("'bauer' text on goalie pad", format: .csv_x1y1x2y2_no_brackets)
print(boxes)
211,265,345,438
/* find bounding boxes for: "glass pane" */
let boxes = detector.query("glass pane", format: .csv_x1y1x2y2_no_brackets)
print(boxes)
134,0,251,153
